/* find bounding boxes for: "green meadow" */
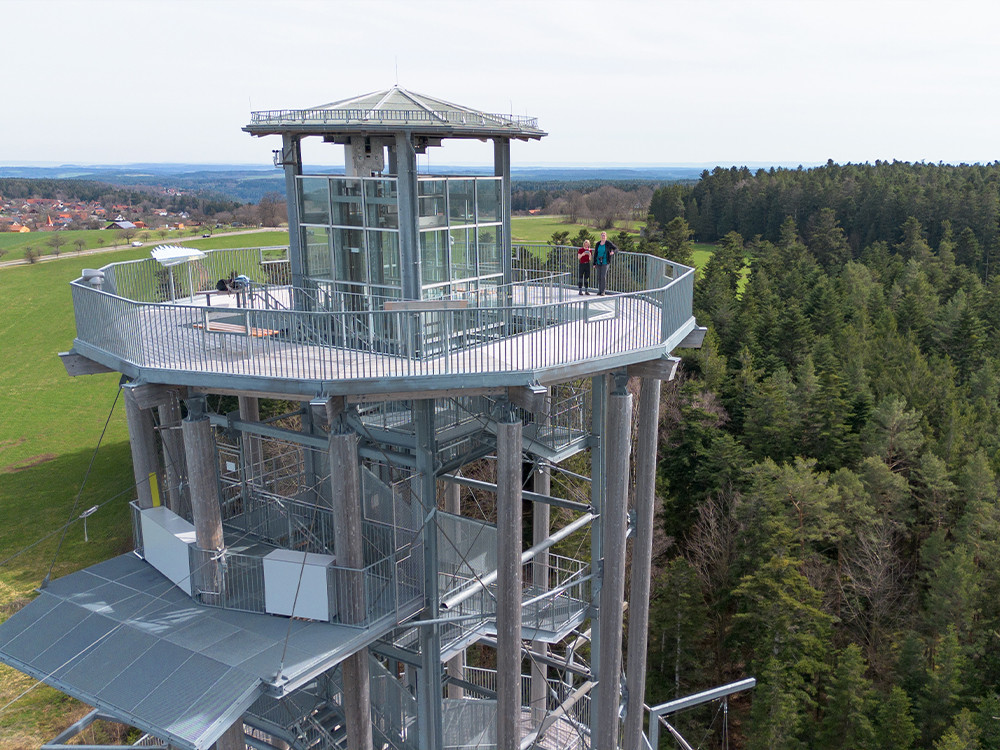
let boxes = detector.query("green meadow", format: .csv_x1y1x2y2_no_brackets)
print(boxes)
0,233,288,746
510,214,645,244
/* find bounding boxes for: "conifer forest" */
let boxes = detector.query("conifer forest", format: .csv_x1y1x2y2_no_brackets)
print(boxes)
643,162,1000,749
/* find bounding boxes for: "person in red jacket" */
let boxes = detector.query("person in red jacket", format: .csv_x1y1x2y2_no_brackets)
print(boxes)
578,239,592,295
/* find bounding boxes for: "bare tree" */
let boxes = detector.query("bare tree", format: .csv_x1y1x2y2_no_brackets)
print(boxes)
257,193,285,227
839,522,912,681
73,238,86,254
565,191,587,225
586,185,630,230
686,487,743,683
116,227,137,245
47,234,67,257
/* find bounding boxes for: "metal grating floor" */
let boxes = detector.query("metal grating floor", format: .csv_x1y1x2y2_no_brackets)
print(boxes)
0,554,383,750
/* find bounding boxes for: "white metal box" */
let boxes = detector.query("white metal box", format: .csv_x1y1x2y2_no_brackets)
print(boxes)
140,506,196,596
263,549,337,621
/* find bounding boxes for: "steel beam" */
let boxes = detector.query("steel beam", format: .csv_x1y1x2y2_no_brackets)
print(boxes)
444,479,465,700
440,474,591,513
647,678,757,750
395,133,420,301
279,134,304,305
58,350,113,376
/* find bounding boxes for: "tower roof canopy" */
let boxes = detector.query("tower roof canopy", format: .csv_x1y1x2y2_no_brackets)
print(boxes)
244,85,546,141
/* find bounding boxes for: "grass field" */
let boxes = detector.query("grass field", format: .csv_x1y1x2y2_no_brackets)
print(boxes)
511,214,645,244
0,228,119,262
0,227,290,264
0,246,148,746
0,232,295,746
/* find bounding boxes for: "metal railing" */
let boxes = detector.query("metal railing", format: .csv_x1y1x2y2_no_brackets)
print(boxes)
370,654,419,750
71,245,694,384
249,107,540,130
186,543,422,629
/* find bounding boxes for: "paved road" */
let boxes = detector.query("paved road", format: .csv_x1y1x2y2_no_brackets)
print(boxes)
0,227,287,270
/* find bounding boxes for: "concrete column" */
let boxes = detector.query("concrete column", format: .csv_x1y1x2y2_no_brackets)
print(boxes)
444,479,465,700
156,391,185,515
238,396,262,480
328,410,373,750
212,720,245,750
596,375,633,750
124,386,162,510
624,377,662,750
496,408,523,750
182,397,224,606
530,459,551,724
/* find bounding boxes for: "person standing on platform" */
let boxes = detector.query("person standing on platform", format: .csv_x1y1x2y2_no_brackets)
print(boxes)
593,231,618,295
578,239,592,294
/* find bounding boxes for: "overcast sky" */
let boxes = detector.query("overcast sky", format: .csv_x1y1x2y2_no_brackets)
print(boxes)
3,0,998,169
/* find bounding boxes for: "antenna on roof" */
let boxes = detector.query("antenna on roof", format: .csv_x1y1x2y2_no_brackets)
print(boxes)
395,57,399,85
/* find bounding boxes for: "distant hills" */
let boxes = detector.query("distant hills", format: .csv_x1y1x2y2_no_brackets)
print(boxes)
0,163,715,204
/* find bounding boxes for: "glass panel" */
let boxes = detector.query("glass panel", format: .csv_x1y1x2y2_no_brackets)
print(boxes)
448,179,475,224
418,179,447,229
367,230,401,287
300,177,330,225
450,281,474,303
476,178,500,223
420,229,449,285
333,228,366,284
424,285,450,300
303,226,331,278
451,227,475,280
477,226,501,276
331,178,364,227
365,179,398,229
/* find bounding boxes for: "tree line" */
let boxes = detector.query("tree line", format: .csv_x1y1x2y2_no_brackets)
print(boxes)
648,161,1000,281
647,181,1000,747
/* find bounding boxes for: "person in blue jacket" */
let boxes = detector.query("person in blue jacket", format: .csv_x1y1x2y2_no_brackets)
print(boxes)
593,231,618,295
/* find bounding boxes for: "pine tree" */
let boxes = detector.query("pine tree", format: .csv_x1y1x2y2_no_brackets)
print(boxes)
818,644,877,749
921,625,968,743
934,709,981,750
875,685,919,750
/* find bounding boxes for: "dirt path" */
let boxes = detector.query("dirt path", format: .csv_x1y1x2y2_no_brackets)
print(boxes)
0,227,285,270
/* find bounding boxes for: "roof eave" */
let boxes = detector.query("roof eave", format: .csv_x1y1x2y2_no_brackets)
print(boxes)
242,123,547,141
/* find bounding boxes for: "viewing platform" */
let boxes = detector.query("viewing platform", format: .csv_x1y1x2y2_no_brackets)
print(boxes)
68,244,698,399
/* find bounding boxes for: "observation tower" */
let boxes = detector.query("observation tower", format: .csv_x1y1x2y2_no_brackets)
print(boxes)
0,87,704,750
